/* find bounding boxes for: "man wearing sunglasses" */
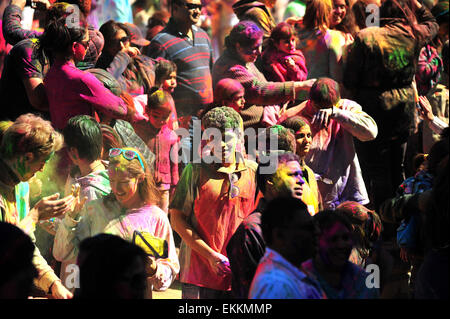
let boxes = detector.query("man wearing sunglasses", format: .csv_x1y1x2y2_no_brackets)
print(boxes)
146,0,214,166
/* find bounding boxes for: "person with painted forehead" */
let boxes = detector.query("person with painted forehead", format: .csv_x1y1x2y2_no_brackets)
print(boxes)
170,106,257,299
53,146,179,298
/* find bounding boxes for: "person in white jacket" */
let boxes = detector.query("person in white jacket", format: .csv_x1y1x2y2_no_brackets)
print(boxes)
293,77,378,209
53,147,179,298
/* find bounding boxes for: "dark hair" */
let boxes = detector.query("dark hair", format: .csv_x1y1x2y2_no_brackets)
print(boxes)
154,58,177,86
431,1,449,25
352,0,368,31
99,20,131,52
313,209,353,234
261,197,310,246
380,0,422,40
309,77,341,108
332,0,358,36
0,222,37,296
257,152,300,194
336,201,383,259
63,115,103,162
147,87,174,112
260,125,296,155
282,116,309,134
75,234,148,299
225,21,263,51
38,12,87,57
268,22,297,49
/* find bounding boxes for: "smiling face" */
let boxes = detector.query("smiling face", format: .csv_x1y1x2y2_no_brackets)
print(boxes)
330,0,347,28
108,164,141,207
173,0,202,26
295,125,312,158
276,36,296,54
271,160,305,200
318,221,353,269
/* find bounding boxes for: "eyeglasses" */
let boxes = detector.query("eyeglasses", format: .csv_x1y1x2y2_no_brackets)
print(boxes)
178,2,202,11
229,173,240,199
109,148,145,172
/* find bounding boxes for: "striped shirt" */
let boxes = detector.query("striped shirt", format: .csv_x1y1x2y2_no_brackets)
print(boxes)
146,19,214,117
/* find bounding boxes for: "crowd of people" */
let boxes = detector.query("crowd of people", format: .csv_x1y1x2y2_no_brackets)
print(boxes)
0,0,448,300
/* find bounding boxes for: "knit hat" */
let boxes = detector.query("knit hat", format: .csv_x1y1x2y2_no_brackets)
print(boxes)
124,23,151,47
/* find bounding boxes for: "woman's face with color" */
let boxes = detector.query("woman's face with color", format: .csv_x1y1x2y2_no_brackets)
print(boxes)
318,221,353,269
162,71,177,93
295,125,312,158
108,163,141,206
236,38,263,63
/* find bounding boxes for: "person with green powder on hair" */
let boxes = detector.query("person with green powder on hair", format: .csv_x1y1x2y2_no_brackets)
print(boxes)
0,113,75,298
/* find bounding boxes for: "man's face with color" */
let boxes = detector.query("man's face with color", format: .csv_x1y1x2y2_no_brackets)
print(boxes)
174,0,202,26
272,160,305,200
17,152,52,182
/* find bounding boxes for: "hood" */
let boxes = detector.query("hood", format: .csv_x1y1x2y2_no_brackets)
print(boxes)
232,0,266,18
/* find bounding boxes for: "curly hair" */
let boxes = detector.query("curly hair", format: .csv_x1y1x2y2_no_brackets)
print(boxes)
224,21,263,51
202,106,243,131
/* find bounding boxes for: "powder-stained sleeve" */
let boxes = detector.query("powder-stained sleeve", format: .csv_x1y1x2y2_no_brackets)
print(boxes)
2,5,42,46
169,164,195,217
332,99,378,141
80,72,129,120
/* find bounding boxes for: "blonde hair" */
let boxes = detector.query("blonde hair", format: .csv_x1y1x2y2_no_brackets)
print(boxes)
108,147,160,205
0,114,63,161
303,0,333,32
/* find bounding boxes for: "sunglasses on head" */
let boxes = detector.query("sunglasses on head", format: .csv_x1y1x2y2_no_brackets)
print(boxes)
109,148,145,172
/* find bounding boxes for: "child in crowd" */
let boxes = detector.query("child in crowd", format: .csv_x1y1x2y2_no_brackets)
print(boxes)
154,58,178,130
261,22,308,83
133,88,179,213
53,147,179,298
283,116,322,214
214,78,246,113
